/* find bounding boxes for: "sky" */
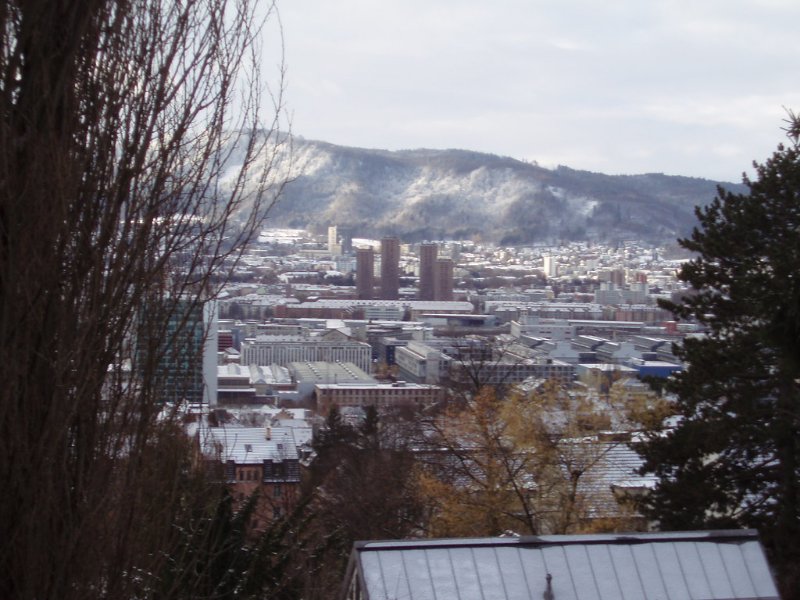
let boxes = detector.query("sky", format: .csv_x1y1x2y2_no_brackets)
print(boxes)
272,0,800,182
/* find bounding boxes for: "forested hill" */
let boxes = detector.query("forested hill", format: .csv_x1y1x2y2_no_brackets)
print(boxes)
265,136,747,244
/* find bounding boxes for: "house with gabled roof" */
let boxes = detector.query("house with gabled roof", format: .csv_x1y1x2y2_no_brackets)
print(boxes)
199,425,301,530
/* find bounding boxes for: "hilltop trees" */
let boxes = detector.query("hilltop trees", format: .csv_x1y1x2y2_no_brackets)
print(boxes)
635,114,800,598
0,1,288,598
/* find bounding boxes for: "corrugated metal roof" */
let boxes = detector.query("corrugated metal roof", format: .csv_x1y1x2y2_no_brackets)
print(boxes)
349,530,779,600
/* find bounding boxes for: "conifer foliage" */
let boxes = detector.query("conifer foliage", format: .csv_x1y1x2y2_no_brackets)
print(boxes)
299,406,426,599
635,113,800,599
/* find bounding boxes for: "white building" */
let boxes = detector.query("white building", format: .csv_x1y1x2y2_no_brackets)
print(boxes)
543,255,558,277
240,334,372,372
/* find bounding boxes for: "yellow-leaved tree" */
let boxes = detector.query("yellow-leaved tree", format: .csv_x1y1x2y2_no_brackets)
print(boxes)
416,381,647,537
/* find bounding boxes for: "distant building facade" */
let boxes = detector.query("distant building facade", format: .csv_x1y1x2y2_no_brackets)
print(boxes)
288,361,376,402
216,363,293,404
380,237,400,300
138,297,218,406
314,381,441,414
240,335,373,372
327,225,341,256
201,426,301,527
433,258,454,301
356,247,375,300
543,255,558,277
274,299,474,321
418,243,437,301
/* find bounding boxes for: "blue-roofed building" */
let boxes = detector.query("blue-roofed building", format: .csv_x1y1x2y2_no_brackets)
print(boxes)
630,359,683,379
341,530,779,600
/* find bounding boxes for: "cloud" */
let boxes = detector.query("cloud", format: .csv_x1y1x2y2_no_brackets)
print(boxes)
277,0,800,180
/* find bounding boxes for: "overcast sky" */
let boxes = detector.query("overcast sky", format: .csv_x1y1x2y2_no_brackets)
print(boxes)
275,1,800,182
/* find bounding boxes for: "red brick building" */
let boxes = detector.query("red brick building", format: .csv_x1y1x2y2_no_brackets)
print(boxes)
200,425,301,530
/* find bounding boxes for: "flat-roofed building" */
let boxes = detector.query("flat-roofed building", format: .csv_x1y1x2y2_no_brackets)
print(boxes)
395,340,451,384
216,363,293,404
417,313,498,329
363,304,403,321
511,315,577,341
314,381,441,414
446,355,576,388
288,361,375,401
217,363,257,404
248,364,294,396
274,299,474,321
407,301,474,320
241,335,372,372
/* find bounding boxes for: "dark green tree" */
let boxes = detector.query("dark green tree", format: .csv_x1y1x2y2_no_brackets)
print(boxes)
300,406,426,599
635,114,800,599
148,482,320,600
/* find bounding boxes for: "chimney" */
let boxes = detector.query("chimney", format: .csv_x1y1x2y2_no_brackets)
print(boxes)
265,426,271,440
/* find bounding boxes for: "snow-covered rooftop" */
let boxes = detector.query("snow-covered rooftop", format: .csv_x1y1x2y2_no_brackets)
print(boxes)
201,426,298,464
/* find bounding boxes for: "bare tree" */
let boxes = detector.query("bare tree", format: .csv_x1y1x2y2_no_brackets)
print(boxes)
0,1,289,598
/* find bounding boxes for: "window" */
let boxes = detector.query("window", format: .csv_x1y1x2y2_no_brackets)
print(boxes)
274,484,282,498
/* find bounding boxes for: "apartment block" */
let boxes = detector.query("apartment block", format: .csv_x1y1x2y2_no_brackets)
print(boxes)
314,381,441,415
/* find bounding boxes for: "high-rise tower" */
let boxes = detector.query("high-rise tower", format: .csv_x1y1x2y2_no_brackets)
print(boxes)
418,243,438,301
356,247,375,300
137,297,218,406
543,255,558,278
434,258,454,301
380,237,400,300
327,225,341,256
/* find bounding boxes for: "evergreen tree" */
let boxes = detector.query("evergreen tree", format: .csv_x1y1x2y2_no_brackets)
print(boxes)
635,114,800,599
301,406,426,599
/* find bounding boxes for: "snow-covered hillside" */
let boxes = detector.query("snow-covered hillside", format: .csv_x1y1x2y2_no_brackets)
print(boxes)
251,136,743,243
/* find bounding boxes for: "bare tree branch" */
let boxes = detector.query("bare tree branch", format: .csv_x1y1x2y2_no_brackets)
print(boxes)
0,1,290,598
